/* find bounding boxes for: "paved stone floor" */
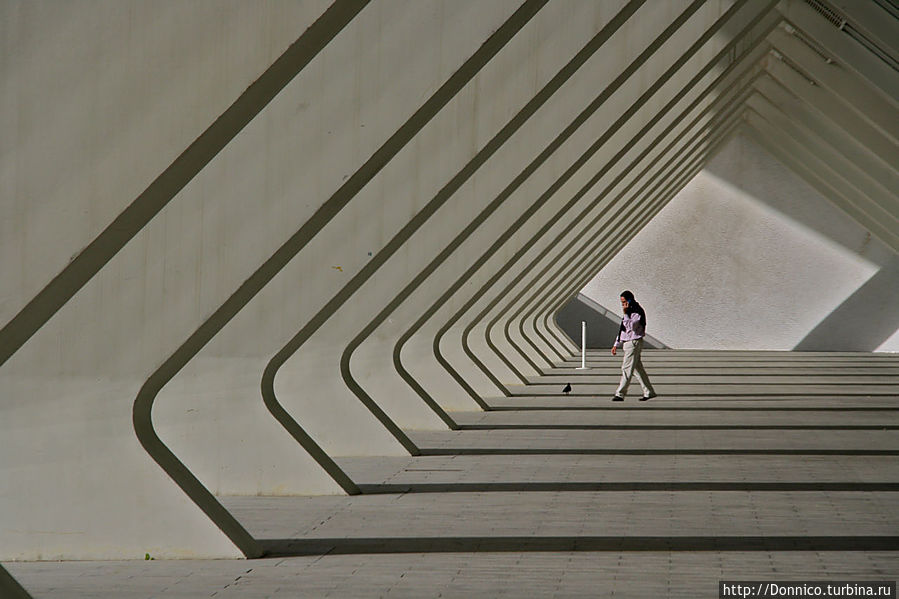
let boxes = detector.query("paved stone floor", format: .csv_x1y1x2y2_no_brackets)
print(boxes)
7,552,899,598
5,351,898,597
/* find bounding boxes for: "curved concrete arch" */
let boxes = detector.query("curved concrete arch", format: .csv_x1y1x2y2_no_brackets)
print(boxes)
456,0,742,389
467,65,765,384
493,71,762,375
480,0,774,377
519,115,746,370
0,0,375,561
5,0,894,568
744,111,899,252
1,0,546,561
272,1,674,443
528,118,746,358
767,27,899,144
744,107,899,251
380,1,670,415
778,0,899,106
145,0,545,503
337,0,645,428
746,93,899,224
513,99,750,364
523,84,768,355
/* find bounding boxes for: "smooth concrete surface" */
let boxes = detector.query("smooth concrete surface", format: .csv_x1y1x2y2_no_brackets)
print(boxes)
0,0,331,326
466,10,776,384
4,350,897,596
581,133,896,352
3,0,897,579
7,552,897,598
555,293,667,350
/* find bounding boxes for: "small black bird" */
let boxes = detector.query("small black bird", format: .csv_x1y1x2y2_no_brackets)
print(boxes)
562,383,571,395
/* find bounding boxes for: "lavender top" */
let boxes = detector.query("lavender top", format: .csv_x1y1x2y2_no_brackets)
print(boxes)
614,312,645,347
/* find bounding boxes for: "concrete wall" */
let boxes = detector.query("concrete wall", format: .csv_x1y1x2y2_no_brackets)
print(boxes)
0,0,530,561
1,0,894,565
580,132,898,351
555,293,667,349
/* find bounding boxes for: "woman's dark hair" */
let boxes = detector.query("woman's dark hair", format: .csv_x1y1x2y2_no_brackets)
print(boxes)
619,290,646,326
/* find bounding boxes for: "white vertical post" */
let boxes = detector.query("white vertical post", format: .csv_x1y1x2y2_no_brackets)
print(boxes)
578,321,587,369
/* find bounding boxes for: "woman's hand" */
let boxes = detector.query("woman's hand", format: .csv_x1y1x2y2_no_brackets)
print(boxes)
610,346,617,356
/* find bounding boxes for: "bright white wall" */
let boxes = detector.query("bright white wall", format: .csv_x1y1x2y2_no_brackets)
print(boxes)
581,132,897,351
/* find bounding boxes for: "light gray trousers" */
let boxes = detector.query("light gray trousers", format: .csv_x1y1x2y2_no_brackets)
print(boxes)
616,338,654,397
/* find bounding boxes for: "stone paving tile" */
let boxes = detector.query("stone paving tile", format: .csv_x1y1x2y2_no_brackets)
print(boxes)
576,349,899,364
407,429,899,451
11,552,896,598
512,383,899,396
532,374,899,383
450,409,899,426
220,492,899,539
485,396,899,409
336,455,899,485
548,366,899,374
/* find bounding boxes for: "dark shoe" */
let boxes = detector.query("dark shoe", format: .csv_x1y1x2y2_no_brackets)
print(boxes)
640,392,657,401
612,395,624,401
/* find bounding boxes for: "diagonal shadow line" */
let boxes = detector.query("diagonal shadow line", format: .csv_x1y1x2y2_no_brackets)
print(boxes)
511,100,748,379
492,0,754,382
448,2,769,403
261,0,550,459
526,108,756,362
453,81,747,402
0,0,369,367
335,0,651,424
794,259,899,351
524,125,756,358
133,2,551,561
357,482,899,493
419,39,748,413
743,108,899,252
259,536,899,556
337,0,646,430
0,565,32,599
488,27,773,384
485,0,732,387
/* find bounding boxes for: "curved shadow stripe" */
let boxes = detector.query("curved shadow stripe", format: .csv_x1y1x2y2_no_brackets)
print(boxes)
490,0,768,380
0,0,368,367
414,9,774,415
516,68,771,357
465,6,773,396
511,100,747,366
528,117,756,353
261,0,550,457
128,2,369,559
454,0,721,398
528,120,744,335
473,79,756,395
331,0,651,425
134,0,550,538
260,536,899,556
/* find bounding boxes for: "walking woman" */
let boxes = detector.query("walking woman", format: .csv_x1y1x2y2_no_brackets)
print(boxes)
611,290,656,401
